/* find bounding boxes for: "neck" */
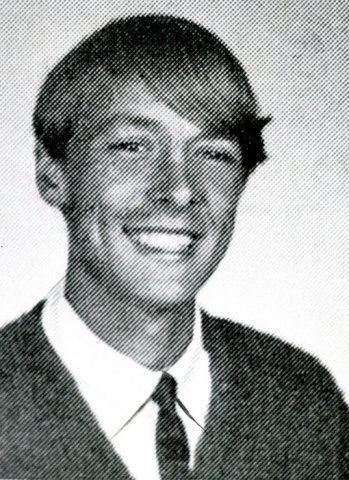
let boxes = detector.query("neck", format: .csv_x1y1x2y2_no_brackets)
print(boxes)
64,261,196,370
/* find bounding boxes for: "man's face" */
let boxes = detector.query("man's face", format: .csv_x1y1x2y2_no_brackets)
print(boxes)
63,80,248,307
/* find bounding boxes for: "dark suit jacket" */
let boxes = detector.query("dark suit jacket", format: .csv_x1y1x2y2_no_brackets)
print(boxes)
0,302,348,479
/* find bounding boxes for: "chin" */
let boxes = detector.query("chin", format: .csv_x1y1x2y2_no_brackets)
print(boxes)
135,281,199,309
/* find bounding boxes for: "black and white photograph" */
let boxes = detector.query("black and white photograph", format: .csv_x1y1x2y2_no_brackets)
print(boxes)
0,1,348,478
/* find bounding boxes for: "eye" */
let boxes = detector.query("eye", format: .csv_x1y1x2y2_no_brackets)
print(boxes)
107,139,149,155
198,147,236,163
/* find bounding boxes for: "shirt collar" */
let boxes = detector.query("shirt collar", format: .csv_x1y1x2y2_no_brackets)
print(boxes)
42,278,206,436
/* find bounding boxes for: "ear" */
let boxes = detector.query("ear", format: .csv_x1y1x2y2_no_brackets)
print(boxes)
35,141,70,210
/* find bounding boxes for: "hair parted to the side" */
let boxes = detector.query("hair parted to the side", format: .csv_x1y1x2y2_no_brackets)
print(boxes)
33,14,270,172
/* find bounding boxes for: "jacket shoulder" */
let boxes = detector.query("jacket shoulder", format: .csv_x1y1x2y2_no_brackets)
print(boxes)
202,311,343,397
0,302,45,376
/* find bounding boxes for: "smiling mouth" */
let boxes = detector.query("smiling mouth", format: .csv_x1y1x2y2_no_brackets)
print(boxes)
123,226,201,255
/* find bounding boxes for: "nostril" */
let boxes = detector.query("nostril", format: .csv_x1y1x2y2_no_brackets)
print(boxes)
148,188,204,207
189,197,200,205
149,190,171,204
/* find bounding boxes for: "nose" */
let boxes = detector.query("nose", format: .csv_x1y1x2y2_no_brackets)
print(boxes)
151,185,198,208
148,146,204,208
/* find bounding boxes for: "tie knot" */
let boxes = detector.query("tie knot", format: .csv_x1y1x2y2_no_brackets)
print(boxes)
152,373,177,411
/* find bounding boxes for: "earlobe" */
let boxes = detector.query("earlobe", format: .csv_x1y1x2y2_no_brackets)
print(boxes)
35,141,69,209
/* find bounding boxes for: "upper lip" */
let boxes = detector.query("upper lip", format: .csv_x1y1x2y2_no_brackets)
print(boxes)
123,225,202,240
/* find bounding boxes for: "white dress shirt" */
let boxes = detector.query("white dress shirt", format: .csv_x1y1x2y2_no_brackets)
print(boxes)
42,280,211,480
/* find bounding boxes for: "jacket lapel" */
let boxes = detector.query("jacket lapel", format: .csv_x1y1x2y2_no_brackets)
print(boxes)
193,312,288,479
14,303,133,479
192,312,251,479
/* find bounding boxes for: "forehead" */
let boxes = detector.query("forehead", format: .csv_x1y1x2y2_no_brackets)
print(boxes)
77,77,208,139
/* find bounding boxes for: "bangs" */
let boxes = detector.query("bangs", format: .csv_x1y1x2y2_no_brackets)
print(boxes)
102,16,263,135
34,15,270,168
139,51,268,140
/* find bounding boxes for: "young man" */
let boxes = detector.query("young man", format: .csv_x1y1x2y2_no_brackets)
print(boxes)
0,14,348,479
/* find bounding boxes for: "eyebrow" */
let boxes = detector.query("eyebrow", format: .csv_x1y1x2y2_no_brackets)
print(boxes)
99,112,235,140
94,111,165,136
76,110,159,140
77,108,265,144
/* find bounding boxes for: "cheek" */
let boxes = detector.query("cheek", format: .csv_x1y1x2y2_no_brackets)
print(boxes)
69,159,145,213
204,167,247,226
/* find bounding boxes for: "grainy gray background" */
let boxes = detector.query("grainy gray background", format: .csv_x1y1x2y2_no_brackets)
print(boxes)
1,0,348,400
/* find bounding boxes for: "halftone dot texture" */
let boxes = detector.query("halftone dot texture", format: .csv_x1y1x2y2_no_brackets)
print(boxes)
0,305,349,477
0,1,349,478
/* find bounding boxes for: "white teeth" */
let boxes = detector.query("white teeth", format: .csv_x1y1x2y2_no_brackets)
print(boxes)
136,232,193,253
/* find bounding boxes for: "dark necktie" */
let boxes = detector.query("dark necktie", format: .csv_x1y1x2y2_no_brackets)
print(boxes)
152,372,191,480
